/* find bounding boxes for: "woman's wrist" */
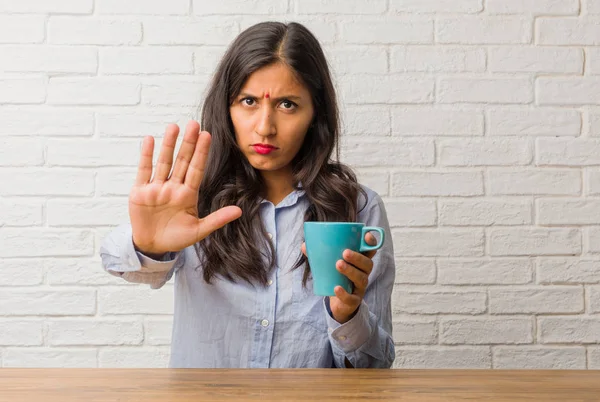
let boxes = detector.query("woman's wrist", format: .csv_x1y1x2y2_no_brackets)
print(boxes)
133,240,167,261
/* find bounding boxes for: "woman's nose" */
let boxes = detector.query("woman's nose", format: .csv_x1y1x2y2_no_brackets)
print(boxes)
254,106,276,137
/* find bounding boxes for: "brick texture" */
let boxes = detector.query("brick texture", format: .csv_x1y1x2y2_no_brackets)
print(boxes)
0,0,594,370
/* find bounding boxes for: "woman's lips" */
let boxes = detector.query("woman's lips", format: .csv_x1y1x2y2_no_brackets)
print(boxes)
252,144,277,155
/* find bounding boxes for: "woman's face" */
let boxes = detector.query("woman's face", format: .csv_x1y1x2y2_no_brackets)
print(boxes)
229,62,314,178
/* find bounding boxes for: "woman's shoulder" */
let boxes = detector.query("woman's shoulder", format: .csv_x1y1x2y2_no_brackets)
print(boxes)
356,183,387,221
358,183,384,208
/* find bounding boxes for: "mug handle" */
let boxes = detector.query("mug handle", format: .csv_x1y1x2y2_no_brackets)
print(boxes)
359,227,385,252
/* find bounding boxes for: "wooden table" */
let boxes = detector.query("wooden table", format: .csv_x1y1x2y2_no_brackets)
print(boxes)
1,369,599,401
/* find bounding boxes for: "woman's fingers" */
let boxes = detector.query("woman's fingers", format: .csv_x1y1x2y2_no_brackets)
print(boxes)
135,136,155,186
170,121,200,183
336,259,369,293
333,286,362,306
342,249,374,275
152,124,179,183
362,232,379,259
184,130,211,191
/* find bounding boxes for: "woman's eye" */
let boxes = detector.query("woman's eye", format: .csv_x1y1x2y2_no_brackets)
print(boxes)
280,100,296,110
242,98,255,106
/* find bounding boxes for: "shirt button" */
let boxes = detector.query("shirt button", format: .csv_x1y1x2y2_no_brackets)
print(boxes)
267,279,273,286
338,336,347,341
261,319,269,327
267,233,273,239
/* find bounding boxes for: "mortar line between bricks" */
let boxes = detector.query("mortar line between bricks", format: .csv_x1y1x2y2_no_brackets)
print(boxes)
533,314,538,344
43,14,49,45
583,284,588,313
385,44,390,74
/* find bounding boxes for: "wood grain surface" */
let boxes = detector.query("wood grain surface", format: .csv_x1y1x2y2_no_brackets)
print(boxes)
1,369,599,401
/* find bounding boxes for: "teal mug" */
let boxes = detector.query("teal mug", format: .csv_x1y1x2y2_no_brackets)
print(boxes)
303,222,385,296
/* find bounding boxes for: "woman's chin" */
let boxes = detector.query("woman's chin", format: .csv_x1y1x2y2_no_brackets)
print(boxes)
248,159,278,172
249,161,291,175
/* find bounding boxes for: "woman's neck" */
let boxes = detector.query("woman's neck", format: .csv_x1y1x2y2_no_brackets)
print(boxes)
261,169,295,206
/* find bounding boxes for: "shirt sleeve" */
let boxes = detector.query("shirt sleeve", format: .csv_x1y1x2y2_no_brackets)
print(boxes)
99,223,184,289
325,189,396,368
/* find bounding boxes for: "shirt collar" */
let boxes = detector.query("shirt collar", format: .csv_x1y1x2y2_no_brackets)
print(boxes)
259,182,306,209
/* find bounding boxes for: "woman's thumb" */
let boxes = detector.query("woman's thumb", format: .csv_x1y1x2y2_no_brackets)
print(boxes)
195,206,242,241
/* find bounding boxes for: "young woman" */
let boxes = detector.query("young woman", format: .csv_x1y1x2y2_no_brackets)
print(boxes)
100,21,395,369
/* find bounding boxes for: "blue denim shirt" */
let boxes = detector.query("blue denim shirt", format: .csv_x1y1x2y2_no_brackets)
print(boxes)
99,185,395,368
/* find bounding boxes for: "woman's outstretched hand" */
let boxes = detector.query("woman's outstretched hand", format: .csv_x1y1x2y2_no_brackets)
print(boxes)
129,120,242,257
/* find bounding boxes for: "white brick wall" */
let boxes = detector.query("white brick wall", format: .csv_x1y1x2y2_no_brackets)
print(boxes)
1,0,598,370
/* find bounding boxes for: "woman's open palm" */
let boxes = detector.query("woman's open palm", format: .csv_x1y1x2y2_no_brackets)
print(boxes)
129,120,242,256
